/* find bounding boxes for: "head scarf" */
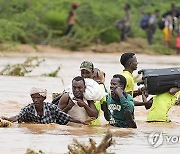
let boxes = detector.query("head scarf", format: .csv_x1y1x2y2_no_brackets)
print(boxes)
30,87,47,97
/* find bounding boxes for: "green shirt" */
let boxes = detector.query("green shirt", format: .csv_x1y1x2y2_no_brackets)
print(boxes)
147,92,180,122
122,71,134,96
106,93,135,128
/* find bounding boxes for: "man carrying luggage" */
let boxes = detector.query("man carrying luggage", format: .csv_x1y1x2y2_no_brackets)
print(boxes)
142,87,180,122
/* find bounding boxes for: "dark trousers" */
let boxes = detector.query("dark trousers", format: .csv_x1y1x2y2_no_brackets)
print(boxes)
120,26,131,41
64,24,74,35
146,29,154,45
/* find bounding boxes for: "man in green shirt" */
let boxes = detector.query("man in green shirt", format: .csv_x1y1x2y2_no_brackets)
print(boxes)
101,74,137,128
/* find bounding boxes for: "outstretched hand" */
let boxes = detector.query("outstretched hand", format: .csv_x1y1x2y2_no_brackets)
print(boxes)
82,117,96,125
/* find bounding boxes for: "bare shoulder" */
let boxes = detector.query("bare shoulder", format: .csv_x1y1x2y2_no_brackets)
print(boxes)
59,93,70,102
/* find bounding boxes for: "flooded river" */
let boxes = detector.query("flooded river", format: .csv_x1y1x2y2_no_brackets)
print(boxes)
0,51,180,154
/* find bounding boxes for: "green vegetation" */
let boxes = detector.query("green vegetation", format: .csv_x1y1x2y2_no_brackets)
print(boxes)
0,0,179,54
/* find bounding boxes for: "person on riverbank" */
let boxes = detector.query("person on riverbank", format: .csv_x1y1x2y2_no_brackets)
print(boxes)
176,32,180,55
163,15,173,46
115,3,131,41
58,76,98,126
146,9,160,45
1,87,85,125
142,87,180,122
64,2,78,35
101,74,137,128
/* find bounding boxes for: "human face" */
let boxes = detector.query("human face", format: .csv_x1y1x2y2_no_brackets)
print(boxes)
72,80,85,98
81,69,93,78
110,78,124,96
129,56,138,71
31,93,45,108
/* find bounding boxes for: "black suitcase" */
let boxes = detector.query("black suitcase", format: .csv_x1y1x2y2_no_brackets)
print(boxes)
137,67,180,95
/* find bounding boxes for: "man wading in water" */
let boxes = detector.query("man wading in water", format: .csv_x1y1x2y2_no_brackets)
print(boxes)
1,87,85,125
58,76,98,126
101,74,137,128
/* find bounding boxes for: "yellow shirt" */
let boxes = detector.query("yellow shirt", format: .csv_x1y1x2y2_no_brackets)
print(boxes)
147,92,180,122
122,70,134,96
90,84,106,126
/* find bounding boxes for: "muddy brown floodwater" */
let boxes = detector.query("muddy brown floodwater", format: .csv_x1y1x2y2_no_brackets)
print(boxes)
0,51,180,154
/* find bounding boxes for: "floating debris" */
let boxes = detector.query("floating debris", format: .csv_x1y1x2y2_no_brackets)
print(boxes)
68,130,114,154
0,57,44,76
0,118,12,127
42,66,61,77
26,149,44,154
52,92,62,100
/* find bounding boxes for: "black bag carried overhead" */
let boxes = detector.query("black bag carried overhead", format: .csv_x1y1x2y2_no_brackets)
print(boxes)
137,67,180,95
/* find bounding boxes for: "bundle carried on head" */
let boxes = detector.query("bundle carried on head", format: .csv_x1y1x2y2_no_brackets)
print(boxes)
65,78,107,102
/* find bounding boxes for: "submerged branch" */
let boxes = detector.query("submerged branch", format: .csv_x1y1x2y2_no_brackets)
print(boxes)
0,57,45,76
68,130,114,154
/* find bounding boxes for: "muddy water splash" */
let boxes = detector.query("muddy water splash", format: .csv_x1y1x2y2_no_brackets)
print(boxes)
0,52,180,154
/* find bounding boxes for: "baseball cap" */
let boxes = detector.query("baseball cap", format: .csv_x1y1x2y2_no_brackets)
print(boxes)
80,61,94,72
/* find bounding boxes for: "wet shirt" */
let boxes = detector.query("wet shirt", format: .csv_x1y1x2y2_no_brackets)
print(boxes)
122,70,134,96
106,93,134,128
147,92,180,122
18,102,70,125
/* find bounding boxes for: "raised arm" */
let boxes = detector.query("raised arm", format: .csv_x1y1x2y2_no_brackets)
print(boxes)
115,87,131,111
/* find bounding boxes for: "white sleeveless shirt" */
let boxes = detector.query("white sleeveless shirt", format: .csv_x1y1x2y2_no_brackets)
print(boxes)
67,93,88,126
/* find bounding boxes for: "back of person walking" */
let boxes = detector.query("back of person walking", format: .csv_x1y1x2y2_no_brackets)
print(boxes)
146,9,160,45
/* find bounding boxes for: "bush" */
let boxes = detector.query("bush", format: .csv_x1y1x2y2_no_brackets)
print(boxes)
0,0,179,54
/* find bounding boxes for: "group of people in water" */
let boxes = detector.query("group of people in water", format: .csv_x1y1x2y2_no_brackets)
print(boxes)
1,52,180,128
